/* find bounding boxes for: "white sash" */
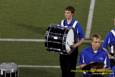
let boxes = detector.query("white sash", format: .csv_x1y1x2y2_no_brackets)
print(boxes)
72,20,78,28
61,20,78,28
61,20,64,27
111,29,115,37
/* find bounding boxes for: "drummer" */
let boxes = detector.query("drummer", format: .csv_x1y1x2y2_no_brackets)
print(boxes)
79,34,110,77
59,6,84,77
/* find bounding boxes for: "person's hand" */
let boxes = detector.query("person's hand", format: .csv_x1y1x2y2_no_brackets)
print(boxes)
66,45,76,54
70,44,76,49
70,45,75,52
67,51,72,55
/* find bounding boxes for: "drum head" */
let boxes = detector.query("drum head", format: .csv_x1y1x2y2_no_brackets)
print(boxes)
65,29,74,53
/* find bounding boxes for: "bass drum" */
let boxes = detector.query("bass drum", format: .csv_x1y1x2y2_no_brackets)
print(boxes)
45,25,75,55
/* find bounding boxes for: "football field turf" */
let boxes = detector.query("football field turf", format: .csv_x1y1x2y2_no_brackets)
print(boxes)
0,0,115,77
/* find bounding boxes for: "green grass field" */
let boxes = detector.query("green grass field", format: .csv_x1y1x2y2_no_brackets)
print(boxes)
0,0,115,77
92,0,115,38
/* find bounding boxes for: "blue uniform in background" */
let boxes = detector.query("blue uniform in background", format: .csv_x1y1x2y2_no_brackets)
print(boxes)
102,29,115,77
59,18,84,77
102,29,115,54
109,66,115,77
79,46,110,77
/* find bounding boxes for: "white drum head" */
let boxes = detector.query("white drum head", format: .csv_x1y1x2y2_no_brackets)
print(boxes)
65,29,74,54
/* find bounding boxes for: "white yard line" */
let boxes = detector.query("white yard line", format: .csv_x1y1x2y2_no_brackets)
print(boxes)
18,65,79,68
0,38,44,42
18,65,60,68
0,38,92,43
85,0,96,38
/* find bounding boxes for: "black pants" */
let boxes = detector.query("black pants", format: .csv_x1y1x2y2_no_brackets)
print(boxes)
60,48,78,77
110,58,115,68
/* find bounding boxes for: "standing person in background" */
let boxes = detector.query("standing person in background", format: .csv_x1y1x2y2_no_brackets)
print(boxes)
59,6,84,77
102,18,115,77
102,18,115,67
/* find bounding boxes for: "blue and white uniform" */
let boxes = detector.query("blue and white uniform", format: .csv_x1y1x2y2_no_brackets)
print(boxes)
59,18,84,77
102,29,115,54
79,46,110,77
102,29,115,77
60,18,84,41
79,46,110,68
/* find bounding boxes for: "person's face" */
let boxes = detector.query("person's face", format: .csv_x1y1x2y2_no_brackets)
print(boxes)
64,10,73,20
91,37,101,50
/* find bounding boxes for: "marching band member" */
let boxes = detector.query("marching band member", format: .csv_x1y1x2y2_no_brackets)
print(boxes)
102,19,115,65
59,6,84,77
79,34,110,77
102,18,115,77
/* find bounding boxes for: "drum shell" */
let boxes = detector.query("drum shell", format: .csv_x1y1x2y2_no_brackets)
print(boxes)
0,70,18,77
45,26,70,54
0,63,18,77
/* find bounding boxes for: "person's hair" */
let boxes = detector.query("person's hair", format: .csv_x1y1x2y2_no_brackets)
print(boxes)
65,6,75,14
90,34,101,41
